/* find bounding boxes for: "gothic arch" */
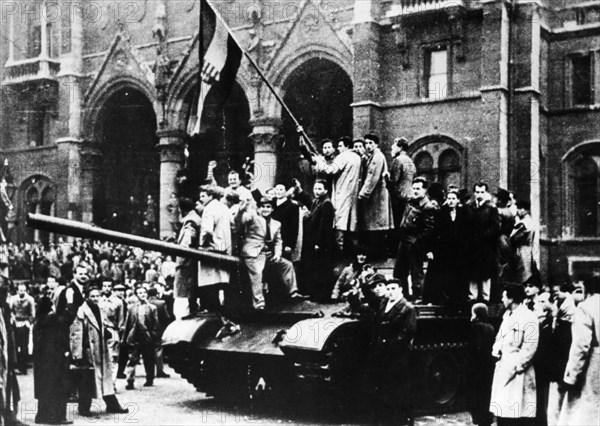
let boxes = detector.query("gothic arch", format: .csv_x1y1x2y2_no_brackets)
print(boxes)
561,140,600,238
83,76,157,141
18,175,55,243
270,44,352,89
166,67,253,134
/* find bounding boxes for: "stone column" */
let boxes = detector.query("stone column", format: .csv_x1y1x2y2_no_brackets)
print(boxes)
351,0,383,137
249,118,281,193
56,138,82,221
79,144,103,224
157,129,186,239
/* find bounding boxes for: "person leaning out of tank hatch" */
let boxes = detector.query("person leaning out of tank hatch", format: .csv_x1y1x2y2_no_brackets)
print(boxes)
69,286,128,416
363,278,417,424
235,196,306,310
122,286,158,389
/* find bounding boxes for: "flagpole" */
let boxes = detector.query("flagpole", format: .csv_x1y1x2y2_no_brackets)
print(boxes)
206,0,319,157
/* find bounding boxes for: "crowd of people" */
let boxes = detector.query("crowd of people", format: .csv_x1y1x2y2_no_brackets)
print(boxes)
0,132,598,425
0,239,176,423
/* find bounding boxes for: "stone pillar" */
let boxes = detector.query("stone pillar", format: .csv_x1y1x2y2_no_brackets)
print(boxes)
351,0,383,137
157,129,186,239
57,0,84,139
79,144,103,224
56,138,82,221
249,118,281,193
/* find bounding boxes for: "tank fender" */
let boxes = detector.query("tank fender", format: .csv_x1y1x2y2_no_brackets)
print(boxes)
279,317,364,353
162,316,222,347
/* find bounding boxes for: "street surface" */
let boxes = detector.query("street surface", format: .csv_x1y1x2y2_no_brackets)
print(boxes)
13,366,479,425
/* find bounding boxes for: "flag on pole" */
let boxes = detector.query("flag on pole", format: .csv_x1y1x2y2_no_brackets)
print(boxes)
192,0,242,136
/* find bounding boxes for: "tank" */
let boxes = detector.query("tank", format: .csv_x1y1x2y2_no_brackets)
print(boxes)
27,213,476,413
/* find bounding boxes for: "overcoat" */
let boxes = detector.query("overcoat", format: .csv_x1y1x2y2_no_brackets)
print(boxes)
489,304,539,419
199,199,231,287
557,293,600,425
510,214,535,284
318,149,362,232
466,200,501,281
33,311,71,401
358,148,394,231
174,210,201,298
70,301,114,398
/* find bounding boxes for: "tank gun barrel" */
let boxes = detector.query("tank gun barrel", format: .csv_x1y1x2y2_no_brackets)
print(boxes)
26,213,240,268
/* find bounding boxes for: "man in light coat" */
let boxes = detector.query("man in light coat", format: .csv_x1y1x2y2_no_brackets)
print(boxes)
173,197,201,319
315,136,361,256
490,284,539,425
557,275,600,425
236,196,305,310
70,287,127,416
389,138,416,249
198,185,232,311
358,134,394,259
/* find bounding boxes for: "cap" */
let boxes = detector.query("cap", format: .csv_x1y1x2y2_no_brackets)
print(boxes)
113,284,126,291
257,197,274,208
366,273,387,287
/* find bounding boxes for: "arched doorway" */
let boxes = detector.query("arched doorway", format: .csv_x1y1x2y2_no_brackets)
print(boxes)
182,81,252,187
94,87,159,233
19,175,55,245
280,58,353,185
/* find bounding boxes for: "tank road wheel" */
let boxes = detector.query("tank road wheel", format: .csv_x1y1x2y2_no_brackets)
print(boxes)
423,351,462,407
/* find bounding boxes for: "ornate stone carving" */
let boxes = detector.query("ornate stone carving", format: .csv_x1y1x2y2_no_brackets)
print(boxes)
392,22,411,69
449,9,466,62
152,1,175,127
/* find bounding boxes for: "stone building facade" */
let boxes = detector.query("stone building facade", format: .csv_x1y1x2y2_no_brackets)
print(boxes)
1,0,599,282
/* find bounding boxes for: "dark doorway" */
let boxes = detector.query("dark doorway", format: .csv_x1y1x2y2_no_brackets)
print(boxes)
280,58,353,187
95,88,159,233
184,82,251,187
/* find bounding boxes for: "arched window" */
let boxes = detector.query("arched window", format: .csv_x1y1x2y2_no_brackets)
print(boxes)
439,149,461,189
572,157,599,236
415,151,435,184
19,176,55,244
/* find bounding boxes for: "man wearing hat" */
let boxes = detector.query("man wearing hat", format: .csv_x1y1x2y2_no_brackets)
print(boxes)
509,200,537,285
236,196,305,310
364,278,416,424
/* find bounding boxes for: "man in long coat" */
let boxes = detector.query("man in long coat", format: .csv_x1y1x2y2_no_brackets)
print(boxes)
70,287,127,416
272,183,300,261
557,276,600,425
389,138,416,249
296,179,336,301
358,134,394,259
364,279,416,424
173,197,201,319
466,183,500,303
197,185,231,311
490,284,538,425
315,136,361,255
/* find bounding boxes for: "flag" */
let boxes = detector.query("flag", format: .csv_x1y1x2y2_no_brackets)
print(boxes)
192,0,242,136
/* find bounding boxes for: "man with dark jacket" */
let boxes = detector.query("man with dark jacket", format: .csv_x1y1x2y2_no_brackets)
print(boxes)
296,179,336,301
393,177,437,301
148,286,171,378
123,286,158,389
271,183,300,261
466,182,501,302
364,279,417,424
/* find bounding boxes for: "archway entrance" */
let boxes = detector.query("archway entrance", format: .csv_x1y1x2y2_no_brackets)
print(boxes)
280,58,353,186
94,87,159,233
184,82,252,187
